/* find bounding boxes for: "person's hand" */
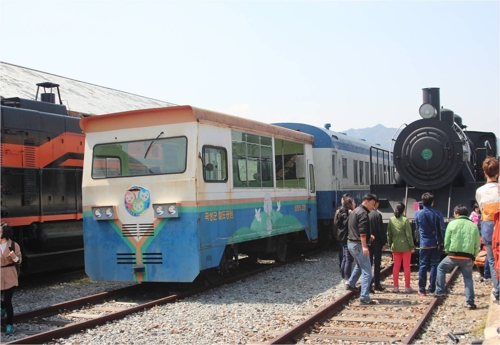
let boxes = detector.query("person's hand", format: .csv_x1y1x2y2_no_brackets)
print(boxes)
362,246,369,256
8,251,16,260
382,245,386,251
411,249,415,253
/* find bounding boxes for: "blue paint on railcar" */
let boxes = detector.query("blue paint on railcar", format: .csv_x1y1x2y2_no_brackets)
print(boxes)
273,122,374,154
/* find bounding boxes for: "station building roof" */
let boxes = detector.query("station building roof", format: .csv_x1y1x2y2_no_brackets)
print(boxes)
0,61,176,117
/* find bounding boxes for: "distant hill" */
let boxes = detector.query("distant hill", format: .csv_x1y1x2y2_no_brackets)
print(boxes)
341,124,400,150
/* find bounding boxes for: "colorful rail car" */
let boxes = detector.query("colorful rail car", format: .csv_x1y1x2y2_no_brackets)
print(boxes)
0,83,84,274
81,106,317,282
274,123,392,238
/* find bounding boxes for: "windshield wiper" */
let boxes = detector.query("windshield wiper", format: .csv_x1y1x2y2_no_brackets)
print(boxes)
144,131,164,158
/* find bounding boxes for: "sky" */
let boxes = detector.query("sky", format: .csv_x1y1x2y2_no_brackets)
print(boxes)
0,0,498,137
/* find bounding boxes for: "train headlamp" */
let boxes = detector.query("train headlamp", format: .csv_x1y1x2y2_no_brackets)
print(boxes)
156,205,164,216
92,206,117,220
153,203,180,218
105,208,114,218
419,103,437,119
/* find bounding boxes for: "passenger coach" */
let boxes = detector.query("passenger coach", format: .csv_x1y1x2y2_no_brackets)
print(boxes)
80,106,317,282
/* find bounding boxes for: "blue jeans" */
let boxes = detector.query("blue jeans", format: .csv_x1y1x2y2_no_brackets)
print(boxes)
341,243,354,280
348,242,372,301
418,248,441,293
436,256,474,304
485,244,499,298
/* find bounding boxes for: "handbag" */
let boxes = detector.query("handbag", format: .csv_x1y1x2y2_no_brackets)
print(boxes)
474,250,487,267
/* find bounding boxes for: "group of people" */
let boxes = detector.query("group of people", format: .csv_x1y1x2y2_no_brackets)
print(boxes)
334,156,500,308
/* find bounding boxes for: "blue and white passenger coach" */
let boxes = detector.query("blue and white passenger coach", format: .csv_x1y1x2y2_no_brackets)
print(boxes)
80,106,318,282
274,123,392,235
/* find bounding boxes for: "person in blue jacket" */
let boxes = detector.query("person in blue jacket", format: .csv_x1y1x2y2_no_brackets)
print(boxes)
415,192,445,296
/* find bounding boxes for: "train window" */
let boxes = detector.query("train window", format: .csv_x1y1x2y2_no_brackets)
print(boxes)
202,146,228,183
359,161,364,185
353,160,358,185
232,131,273,188
365,162,370,185
342,158,347,178
91,136,187,179
275,139,305,188
309,164,315,193
332,154,336,176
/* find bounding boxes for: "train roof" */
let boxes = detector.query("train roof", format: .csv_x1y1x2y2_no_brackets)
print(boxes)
273,122,387,154
0,62,176,116
80,106,315,144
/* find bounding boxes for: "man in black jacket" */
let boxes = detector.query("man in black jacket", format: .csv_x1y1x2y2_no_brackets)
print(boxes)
369,201,386,292
346,193,378,305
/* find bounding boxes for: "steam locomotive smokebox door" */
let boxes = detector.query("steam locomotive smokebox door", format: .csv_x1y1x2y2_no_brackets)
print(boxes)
393,118,465,190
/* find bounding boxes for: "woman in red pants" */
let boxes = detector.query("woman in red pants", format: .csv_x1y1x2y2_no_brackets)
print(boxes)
387,203,416,293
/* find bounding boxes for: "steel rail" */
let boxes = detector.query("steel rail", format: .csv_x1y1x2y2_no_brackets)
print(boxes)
267,265,460,345
7,250,321,344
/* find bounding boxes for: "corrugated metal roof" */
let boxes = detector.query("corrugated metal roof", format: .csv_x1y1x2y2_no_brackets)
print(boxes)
0,61,176,116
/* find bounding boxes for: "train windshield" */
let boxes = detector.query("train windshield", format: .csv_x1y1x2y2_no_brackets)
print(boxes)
91,136,187,179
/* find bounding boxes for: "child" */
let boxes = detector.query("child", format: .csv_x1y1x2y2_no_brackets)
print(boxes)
470,203,480,225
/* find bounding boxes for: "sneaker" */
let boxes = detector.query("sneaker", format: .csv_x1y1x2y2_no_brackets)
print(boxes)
0,308,5,318
433,292,446,298
392,287,399,293
466,303,477,310
405,287,416,293
359,298,376,305
418,291,427,297
346,284,360,292
5,325,15,336
374,285,385,291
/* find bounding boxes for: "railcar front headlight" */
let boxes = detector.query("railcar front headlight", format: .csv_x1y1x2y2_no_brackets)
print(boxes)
156,205,165,216
168,205,177,215
92,206,117,220
105,208,114,218
153,203,180,218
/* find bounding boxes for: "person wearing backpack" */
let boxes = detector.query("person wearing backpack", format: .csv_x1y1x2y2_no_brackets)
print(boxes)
338,196,355,284
1,223,22,336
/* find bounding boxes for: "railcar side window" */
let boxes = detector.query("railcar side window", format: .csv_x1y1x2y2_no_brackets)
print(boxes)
342,158,348,178
202,146,228,182
353,160,358,185
359,161,364,185
275,139,305,188
91,136,187,179
232,131,273,188
365,162,370,185
309,164,315,193
332,154,336,176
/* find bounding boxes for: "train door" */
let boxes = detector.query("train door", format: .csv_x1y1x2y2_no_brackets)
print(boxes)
307,158,317,239
331,150,339,209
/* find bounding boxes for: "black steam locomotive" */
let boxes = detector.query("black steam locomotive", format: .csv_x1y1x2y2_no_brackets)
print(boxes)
1,83,85,274
371,87,497,224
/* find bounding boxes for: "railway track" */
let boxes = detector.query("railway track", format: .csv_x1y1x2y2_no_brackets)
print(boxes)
2,251,319,344
267,264,460,344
